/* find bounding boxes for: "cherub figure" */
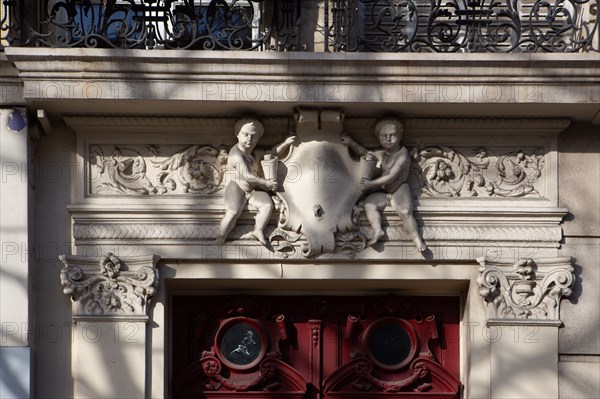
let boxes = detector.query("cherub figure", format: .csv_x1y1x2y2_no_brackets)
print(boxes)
341,118,427,251
217,118,296,246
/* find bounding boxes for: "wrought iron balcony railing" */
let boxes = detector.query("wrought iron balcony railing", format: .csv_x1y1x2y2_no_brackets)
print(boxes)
1,0,598,52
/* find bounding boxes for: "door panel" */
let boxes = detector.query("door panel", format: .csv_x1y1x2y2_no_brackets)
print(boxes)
172,295,461,398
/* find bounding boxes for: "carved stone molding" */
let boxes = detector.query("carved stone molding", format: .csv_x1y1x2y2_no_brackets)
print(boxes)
477,257,574,325
345,117,571,131
65,115,289,133
73,222,562,244
59,253,160,321
65,115,570,134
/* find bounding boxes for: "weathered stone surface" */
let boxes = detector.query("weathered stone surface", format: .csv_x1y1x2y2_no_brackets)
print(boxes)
559,124,600,237
559,356,600,399
559,237,600,354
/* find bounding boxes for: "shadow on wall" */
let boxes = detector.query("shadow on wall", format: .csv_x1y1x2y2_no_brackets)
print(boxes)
0,347,30,399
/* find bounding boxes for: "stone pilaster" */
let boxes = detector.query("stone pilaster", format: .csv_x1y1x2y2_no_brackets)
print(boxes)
477,257,575,399
60,253,159,398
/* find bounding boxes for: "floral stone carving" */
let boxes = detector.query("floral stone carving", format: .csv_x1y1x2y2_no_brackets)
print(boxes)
59,253,159,321
477,257,574,324
90,144,227,195
411,146,545,198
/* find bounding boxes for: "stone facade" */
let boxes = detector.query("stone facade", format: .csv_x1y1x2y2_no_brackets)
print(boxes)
0,5,599,397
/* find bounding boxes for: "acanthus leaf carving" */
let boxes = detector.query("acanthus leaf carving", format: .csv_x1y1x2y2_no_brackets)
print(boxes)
59,253,159,320
477,257,574,323
90,144,227,196
91,145,156,195
411,146,545,198
152,145,228,194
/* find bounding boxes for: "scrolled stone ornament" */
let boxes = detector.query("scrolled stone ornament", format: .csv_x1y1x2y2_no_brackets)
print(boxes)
59,253,159,320
477,257,575,323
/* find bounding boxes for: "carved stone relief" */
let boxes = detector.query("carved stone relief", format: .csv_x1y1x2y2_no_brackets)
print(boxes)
411,146,545,198
216,117,296,247
90,144,227,195
89,143,547,198
72,113,565,260
477,257,574,324
271,109,365,257
59,253,159,321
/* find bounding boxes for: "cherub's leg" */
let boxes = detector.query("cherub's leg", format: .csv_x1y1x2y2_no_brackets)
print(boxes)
247,191,273,246
216,182,247,245
362,192,388,246
391,184,427,252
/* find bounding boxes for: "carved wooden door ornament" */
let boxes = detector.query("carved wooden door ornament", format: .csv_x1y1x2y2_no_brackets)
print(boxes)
172,295,461,398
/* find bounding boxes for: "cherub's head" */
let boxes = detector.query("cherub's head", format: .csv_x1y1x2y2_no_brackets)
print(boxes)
374,118,403,151
234,118,264,151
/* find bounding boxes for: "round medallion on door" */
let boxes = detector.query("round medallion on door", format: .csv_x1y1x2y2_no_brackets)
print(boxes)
215,317,267,370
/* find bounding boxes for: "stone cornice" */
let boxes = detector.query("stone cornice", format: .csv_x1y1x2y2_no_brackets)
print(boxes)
0,53,25,106
5,48,600,81
59,253,160,322
477,257,575,325
3,49,598,120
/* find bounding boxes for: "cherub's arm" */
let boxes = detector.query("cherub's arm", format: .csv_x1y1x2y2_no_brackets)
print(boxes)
271,135,296,158
340,134,369,157
362,148,410,190
229,151,274,190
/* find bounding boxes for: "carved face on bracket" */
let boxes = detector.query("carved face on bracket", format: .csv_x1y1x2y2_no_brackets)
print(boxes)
375,119,403,152
235,119,264,152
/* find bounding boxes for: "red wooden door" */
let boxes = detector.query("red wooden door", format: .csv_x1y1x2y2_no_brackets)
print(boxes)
172,295,461,398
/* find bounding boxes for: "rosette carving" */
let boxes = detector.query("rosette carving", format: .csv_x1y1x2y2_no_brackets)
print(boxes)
477,257,574,323
59,253,159,321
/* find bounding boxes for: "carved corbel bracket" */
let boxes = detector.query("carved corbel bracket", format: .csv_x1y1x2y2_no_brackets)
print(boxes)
477,257,574,326
59,253,160,322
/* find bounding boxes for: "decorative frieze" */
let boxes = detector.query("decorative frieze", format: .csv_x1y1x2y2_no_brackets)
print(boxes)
411,146,545,198
477,257,574,325
66,114,568,259
59,253,160,321
90,144,227,195
86,143,548,199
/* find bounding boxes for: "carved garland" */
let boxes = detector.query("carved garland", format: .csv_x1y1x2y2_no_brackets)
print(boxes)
59,253,159,321
477,257,574,324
